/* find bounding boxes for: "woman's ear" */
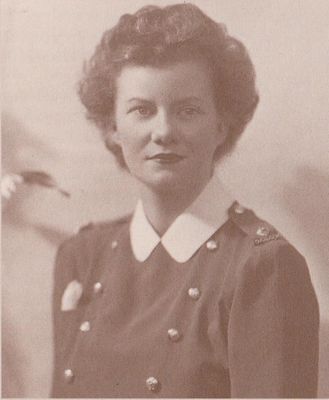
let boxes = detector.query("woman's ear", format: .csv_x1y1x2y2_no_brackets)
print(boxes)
111,130,121,146
217,120,229,146
105,117,121,146
104,129,122,154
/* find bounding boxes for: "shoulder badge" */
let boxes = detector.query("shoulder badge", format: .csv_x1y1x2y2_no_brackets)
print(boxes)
228,202,283,246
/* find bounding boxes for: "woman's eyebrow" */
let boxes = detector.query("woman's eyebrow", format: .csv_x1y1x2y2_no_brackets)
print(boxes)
126,96,202,105
173,96,202,105
127,97,152,103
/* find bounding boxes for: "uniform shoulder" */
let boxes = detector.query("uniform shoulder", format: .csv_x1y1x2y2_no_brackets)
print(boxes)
55,214,131,282
227,203,311,287
77,213,131,234
227,201,284,248
59,213,131,252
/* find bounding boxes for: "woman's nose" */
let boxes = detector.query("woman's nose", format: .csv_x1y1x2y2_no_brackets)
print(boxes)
151,111,176,144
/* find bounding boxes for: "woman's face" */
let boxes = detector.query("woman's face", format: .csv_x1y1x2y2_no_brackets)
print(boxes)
113,60,227,193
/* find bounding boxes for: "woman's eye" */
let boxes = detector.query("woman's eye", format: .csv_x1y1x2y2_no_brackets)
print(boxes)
128,106,153,118
137,107,151,116
178,107,201,118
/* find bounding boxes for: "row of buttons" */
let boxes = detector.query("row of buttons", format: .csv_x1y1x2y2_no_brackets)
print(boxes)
63,224,227,391
77,287,201,334
63,240,118,384
143,203,244,391
64,283,202,388
64,371,161,392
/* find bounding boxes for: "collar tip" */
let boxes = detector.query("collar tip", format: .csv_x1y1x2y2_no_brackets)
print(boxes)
133,251,150,262
172,255,192,263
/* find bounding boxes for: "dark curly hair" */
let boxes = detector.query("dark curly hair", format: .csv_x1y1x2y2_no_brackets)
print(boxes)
78,3,259,167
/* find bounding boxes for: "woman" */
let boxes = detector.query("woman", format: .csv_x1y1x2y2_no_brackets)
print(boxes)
52,3,319,398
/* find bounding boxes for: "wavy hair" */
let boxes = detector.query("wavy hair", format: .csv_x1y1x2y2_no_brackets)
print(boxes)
78,3,259,167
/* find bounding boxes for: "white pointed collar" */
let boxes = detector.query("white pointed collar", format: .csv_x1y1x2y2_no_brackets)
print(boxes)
129,176,234,263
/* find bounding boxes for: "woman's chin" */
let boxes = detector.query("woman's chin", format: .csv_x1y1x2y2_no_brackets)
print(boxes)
129,160,211,196
136,170,190,193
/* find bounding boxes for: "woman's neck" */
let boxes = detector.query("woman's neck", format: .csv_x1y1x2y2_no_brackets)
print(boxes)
138,178,211,236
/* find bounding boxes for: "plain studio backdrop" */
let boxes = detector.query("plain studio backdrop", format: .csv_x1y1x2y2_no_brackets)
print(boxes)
2,0,329,397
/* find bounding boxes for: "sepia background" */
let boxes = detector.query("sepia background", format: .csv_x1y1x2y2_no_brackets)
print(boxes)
2,0,329,397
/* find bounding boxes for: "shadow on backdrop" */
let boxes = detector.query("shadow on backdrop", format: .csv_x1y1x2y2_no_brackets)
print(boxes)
282,165,329,397
2,112,54,226
2,112,70,397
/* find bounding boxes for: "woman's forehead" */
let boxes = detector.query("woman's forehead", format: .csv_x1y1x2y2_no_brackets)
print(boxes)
115,60,215,102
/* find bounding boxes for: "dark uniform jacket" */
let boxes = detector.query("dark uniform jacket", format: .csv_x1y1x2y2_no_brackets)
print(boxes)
51,199,319,398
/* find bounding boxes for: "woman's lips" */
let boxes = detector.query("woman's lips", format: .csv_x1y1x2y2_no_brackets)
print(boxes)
147,153,185,163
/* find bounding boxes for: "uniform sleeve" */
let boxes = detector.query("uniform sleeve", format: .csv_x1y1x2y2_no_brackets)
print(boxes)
228,242,319,398
51,239,78,397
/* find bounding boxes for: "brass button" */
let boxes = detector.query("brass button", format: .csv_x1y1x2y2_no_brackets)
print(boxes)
206,240,218,251
234,204,245,214
93,282,103,294
256,226,270,237
80,321,90,332
111,240,118,249
168,328,180,342
64,369,74,383
146,376,159,392
188,287,201,300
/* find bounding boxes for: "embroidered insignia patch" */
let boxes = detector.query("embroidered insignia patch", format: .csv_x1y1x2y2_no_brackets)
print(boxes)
254,232,281,246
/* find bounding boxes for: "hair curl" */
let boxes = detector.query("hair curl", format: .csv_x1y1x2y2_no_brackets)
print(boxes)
78,3,259,167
